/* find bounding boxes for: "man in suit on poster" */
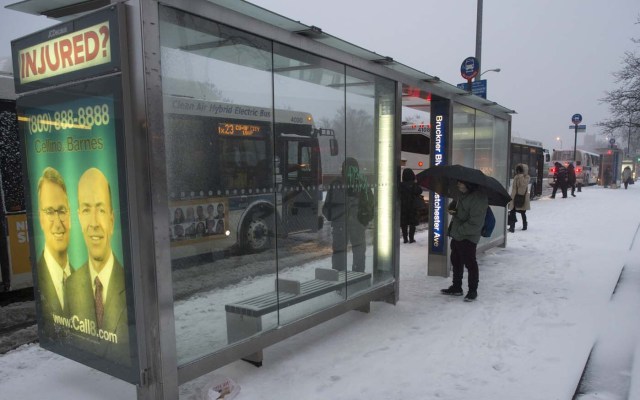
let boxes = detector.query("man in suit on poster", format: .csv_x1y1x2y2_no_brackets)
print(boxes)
65,167,130,365
36,167,73,339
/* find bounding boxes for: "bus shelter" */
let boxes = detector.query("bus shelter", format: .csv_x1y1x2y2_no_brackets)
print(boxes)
8,1,513,398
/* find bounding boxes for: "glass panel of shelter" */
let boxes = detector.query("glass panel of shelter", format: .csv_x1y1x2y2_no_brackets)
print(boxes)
271,43,346,326
158,6,395,365
159,6,279,365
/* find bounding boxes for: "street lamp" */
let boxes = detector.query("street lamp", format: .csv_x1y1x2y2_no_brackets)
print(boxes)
556,137,562,149
480,68,501,77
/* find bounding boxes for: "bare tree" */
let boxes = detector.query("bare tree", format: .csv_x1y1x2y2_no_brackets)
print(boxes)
598,16,640,156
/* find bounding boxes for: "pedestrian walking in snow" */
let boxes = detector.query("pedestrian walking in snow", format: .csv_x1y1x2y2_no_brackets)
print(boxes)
399,168,423,243
441,180,488,302
622,166,632,189
508,164,530,232
550,162,568,198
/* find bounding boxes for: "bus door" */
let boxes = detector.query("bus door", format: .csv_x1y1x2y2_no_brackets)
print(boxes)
281,139,318,234
534,151,544,196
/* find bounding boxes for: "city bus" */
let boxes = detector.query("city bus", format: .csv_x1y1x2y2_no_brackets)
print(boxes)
0,70,32,293
400,121,430,174
510,136,548,197
548,149,600,187
163,96,337,260
400,121,430,222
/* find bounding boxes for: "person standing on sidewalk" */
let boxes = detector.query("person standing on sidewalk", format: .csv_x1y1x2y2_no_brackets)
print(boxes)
441,180,488,302
508,164,530,232
567,162,577,197
399,168,422,243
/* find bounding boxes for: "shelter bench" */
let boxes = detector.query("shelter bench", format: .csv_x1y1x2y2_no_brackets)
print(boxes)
225,268,372,365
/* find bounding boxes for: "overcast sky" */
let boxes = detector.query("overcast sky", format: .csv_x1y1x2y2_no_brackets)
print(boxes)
1,0,639,150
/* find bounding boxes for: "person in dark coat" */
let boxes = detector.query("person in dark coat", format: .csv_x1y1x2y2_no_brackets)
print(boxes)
622,166,632,189
550,162,568,198
399,168,423,243
322,158,373,272
603,167,612,188
567,162,577,197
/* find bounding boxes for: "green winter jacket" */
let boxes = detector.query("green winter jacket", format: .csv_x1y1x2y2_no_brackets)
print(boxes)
448,189,488,244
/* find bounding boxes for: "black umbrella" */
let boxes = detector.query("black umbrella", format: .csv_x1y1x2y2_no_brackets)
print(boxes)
415,164,511,207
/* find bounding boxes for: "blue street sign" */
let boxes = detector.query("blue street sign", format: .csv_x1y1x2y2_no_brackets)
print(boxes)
571,113,582,124
568,125,586,130
456,80,487,99
460,57,479,80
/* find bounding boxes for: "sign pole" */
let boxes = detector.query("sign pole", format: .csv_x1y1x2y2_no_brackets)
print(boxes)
573,124,578,161
571,113,583,161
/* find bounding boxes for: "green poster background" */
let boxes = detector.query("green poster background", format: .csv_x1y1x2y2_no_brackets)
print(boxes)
19,76,137,383
24,95,123,268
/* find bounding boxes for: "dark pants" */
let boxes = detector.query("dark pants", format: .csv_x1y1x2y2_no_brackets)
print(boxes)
331,222,366,272
401,225,416,242
450,239,479,291
509,209,527,228
624,179,629,189
551,183,568,198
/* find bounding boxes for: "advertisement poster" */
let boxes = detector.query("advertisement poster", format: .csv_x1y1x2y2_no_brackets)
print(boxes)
169,199,229,245
18,76,137,382
11,5,121,94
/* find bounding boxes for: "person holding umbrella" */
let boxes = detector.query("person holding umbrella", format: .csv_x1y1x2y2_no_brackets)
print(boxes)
440,180,488,301
416,165,510,302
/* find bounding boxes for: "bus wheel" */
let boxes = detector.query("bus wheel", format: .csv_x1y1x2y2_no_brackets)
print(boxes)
242,210,273,252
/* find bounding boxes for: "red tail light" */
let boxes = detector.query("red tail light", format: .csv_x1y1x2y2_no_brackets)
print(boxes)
549,167,556,174
576,167,582,174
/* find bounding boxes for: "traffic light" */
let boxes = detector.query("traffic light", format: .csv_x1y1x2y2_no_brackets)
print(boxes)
637,155,640,163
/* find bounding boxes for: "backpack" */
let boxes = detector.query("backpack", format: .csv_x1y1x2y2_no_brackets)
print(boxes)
481,206,495,237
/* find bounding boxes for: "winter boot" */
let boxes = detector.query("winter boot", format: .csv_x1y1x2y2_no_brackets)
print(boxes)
464,290,477,302
508,223,515,233
441,286,463,296
522,221,527,231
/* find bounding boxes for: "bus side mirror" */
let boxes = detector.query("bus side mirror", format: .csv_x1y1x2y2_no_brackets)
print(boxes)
329,138,339,156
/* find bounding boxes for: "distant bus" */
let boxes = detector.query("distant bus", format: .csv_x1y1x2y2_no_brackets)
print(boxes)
400,121,430,174
510,136,548,197
548,149,600,186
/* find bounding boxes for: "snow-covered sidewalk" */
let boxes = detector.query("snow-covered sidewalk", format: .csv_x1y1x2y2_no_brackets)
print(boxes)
1,183,639,400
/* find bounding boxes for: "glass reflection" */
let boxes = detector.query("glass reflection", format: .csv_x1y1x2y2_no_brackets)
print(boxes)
160,7,279,364
159,6,396,365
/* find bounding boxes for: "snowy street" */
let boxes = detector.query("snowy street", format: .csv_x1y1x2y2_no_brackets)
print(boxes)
1,183,639,400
